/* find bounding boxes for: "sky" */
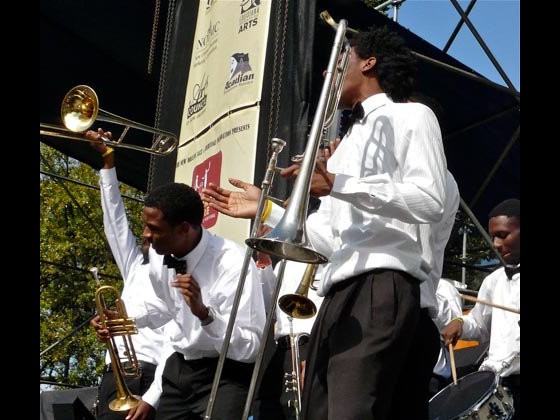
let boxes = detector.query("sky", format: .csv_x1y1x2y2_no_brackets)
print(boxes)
385,0,520,91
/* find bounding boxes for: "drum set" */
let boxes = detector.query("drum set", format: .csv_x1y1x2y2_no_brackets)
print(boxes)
429,294,519,420
428,370,514,420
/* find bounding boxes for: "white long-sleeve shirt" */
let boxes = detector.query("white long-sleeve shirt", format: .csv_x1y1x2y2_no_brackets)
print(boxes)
419,171,460,316
460,266,520,377
99,167,169,406
268,93,447,296
127,226,267,406
129,229,267,361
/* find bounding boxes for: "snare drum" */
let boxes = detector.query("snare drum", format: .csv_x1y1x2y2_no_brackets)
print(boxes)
428,371,514,420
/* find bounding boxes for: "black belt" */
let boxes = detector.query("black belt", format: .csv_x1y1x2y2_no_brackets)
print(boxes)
276,334,310,349
104,361,157,374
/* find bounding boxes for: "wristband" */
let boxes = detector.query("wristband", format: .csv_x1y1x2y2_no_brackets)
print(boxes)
261,199,272,222
451,317,464,325
102,147,115,157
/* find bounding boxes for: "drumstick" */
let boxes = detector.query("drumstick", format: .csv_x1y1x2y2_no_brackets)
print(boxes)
459,293,520,314
448,343,457,385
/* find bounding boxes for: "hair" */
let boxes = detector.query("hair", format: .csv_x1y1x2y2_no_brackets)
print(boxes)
144,182,204,227
488,198,520,221
350,25,417,102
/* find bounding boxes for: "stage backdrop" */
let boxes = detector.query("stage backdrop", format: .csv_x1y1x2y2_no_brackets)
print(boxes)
148,0,321,245
147,0,520,244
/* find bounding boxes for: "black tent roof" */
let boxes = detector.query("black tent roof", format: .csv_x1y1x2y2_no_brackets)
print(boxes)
40,0,519,222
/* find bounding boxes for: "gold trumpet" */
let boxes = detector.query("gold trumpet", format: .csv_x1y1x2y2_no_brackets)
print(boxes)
279,264,318,420
40,85,178,155
90,267,142,412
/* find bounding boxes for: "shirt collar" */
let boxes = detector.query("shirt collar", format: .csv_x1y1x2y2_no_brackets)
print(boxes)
181,228,209,272
360,92,393,121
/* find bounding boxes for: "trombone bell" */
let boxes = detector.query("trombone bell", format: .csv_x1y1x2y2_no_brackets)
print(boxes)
246,234,328,264
61,84,99,132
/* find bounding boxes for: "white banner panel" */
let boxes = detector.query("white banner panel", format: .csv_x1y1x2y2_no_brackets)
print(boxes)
175,108,259,241
174,0,272,245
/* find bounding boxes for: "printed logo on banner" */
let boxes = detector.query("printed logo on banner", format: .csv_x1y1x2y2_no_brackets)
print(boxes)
239,0,260,33
193,151,222,228
187,74,208,118
193,20,220,67
225,53,255,91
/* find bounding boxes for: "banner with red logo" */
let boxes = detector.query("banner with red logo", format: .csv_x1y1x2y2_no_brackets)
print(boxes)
174,0,272,244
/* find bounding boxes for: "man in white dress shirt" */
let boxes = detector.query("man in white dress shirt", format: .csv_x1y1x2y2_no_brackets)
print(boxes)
130,181,266,420
442,198,520,419
203,25,448,419
86,129,172,420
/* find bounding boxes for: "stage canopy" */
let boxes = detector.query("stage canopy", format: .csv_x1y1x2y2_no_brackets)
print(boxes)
40,0,520,223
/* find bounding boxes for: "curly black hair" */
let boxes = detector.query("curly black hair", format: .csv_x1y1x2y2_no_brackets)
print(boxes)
350,25,417,102
144,182,204,227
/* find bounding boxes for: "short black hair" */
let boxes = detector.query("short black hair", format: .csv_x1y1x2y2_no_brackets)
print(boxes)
144,182,204,227
350,25,416,102
488,198,520,220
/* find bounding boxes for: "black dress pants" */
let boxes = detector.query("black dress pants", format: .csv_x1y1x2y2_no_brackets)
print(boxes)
154,352,254,420
97,361,157,420
300,268,423,420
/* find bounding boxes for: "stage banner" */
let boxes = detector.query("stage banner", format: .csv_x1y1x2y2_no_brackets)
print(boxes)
174,0,272,244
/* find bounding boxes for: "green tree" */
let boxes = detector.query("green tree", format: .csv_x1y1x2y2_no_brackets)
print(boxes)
40,144,144,388
442,208,497,292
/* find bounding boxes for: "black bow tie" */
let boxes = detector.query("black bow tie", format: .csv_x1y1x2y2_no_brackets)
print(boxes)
348,102,364,126
504,264,520,280
340,102,365,137
163,255,187,274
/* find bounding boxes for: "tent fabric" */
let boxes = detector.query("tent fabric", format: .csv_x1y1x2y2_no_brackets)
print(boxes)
40,0,519,222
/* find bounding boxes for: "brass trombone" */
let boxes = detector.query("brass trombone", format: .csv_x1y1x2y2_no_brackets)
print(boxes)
40,85,178,155
90,267,142,412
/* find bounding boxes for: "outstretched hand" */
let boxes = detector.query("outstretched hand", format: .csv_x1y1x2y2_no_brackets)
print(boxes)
200,178,262,219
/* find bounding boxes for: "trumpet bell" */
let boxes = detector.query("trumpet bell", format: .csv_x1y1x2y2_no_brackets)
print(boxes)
108,394,142,412
61,85,99,133
278,294,317,319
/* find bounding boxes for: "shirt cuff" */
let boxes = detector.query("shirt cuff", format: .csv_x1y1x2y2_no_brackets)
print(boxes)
141,383,161,409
